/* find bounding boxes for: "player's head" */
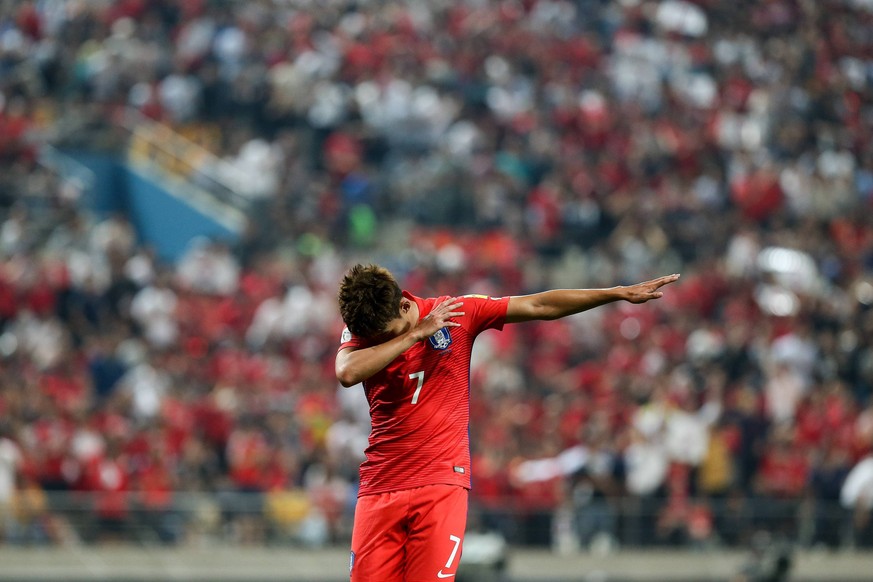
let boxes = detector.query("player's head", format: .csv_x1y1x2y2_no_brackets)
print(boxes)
338,263,404,338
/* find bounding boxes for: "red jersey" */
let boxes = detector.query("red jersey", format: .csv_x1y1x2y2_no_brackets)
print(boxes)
339,291,509,496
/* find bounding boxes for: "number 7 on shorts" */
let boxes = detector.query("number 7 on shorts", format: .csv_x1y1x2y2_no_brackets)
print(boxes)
437,534,462,578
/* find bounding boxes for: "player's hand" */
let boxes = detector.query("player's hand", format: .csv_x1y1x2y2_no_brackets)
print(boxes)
622,274,680,304
414,297,464,341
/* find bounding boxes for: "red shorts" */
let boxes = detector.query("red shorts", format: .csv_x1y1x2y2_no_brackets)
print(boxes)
349,483,468,582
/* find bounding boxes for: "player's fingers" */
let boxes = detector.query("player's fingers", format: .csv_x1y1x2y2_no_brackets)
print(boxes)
644,274,680,290
442,306,465,317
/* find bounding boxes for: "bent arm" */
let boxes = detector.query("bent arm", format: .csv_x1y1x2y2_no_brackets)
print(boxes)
335,335,421,387
335,297,465,387
506,274,679,323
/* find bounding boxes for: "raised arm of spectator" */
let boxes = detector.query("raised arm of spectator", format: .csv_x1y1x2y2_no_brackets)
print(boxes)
505,274,680,324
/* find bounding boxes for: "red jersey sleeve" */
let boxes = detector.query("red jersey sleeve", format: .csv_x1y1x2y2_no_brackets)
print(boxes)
457,294,509,336
338,325,365,351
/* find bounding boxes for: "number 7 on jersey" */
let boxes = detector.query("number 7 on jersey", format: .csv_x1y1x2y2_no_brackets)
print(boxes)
408,371,425,404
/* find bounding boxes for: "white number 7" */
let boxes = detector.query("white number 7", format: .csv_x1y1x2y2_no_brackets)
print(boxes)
408,371,424,404
445,534,462,569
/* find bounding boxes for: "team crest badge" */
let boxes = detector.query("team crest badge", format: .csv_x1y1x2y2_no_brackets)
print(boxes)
428,327,452,350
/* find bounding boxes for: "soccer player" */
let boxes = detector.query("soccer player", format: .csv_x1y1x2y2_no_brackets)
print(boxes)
336,263,679,581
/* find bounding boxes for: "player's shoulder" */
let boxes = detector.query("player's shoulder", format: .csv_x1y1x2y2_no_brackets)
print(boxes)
459,293,508,302
421,293,505,302
338,326,367,349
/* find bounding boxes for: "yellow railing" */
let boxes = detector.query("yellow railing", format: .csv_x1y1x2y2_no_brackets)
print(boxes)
122,110,252,213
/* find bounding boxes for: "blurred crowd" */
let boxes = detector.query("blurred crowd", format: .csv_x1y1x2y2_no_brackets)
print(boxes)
1,0,873,552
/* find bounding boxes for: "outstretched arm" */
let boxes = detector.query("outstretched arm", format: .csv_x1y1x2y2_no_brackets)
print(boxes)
505,274,679,323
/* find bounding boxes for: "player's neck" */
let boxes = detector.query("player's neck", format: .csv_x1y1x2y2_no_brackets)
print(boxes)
397,302,419,336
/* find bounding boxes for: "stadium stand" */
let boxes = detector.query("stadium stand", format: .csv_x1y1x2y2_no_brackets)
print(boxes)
0,0,871,557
